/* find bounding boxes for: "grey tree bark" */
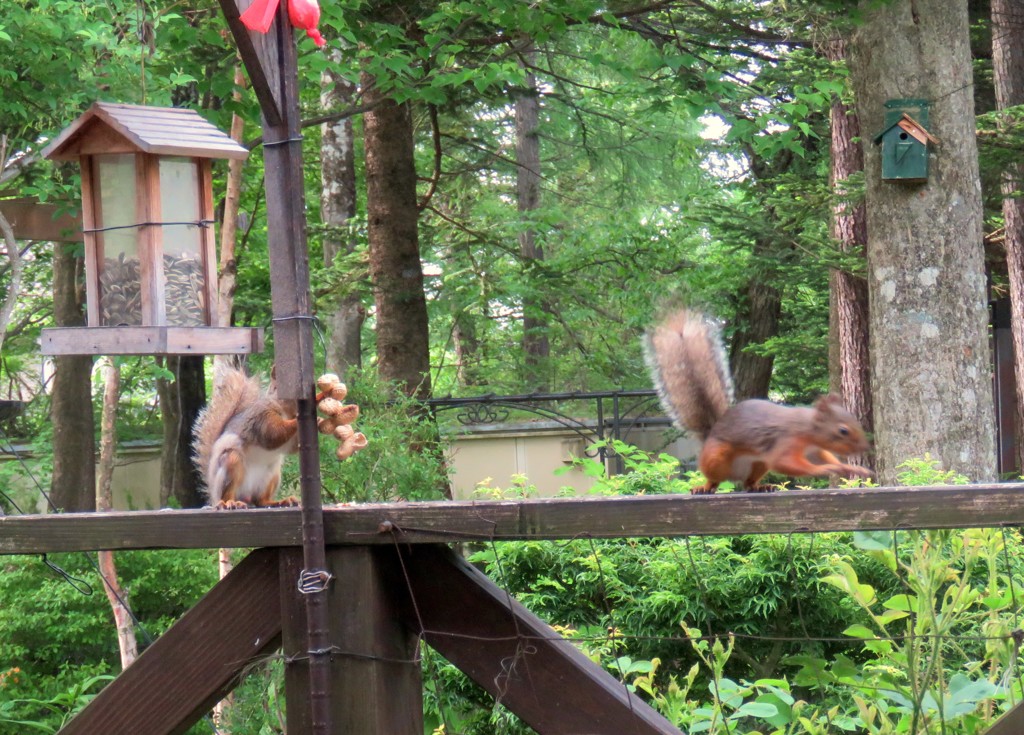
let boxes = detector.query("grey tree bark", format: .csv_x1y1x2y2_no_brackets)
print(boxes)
321,54,364,379
849,0,996,482
515,47,550,391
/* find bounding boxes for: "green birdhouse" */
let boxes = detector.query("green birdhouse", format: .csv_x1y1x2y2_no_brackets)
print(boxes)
873,99,936,182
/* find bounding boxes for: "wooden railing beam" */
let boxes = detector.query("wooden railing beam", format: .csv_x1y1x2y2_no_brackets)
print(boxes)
5,485,1024,555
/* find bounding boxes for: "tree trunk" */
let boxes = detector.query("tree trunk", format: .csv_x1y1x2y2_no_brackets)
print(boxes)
453,310,483,387
321,55,365,379
849,0,996,482
825,37,873,470
515,47,550,391
729,146,793,402
993,0,1024,472
158,356,206,508
0,209,23,352
363,73,432,400
212,66,247,379
96,358,138,669
50,241,95,513
729,265,780,401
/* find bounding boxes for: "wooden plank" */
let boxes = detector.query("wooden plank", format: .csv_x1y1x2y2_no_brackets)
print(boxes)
199,158,217,325
257,12,316,399
982,700,1024,735
80,157,101,326
4,485,1024,555
58,548,283,735
384,544,681,734
280,547,423,734
39,326,264,355
279,547,314,734
0,198,81,242
217,0,283,126
137,152,164,325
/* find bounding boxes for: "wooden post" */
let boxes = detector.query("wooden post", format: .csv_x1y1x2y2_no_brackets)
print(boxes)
280,547,423,734
217,1,331,730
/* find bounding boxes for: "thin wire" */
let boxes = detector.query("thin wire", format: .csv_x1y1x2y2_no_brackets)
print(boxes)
929,81,974,105
387,525,455,735
0,426,155,644
676,536,718,637
0,486,26,514
81,219,214,234
786,531,836,732
583,536,641,734
485,533,544,715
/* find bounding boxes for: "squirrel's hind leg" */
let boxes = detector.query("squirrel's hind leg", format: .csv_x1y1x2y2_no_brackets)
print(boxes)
252,473,299,508
741,461,779,493
209,447,249,509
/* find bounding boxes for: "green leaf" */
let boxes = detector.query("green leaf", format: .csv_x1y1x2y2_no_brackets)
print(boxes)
754,693,793,726
882,594,917,612
946,674,998,716
853,530,892,551
730,701,779,720
842,624,877,639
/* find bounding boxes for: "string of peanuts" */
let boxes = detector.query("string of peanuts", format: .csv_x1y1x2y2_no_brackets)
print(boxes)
315,373,368,460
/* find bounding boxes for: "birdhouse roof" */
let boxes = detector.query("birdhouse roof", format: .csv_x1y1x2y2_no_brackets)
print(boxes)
872,113,939,146
42,102,249,161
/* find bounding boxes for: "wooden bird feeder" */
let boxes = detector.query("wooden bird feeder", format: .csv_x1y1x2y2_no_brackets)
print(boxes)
39,102,263,355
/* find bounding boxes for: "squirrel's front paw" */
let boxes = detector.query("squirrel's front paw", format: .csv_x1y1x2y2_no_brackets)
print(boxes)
260,495,300,508
215,499,250,510
841,464,873,479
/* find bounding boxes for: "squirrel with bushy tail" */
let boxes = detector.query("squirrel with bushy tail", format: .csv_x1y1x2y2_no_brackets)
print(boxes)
193,367,367,509
644,309,871,494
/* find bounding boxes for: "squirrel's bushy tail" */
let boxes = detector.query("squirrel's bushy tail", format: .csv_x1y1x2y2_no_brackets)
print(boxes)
192,367,262,479
643,309,734,441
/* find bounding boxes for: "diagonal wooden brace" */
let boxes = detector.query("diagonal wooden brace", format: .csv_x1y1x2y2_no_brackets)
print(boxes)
58,548,284,735
382,543,683,735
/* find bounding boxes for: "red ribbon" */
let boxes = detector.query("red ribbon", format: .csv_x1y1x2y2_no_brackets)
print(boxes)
239,0,325,47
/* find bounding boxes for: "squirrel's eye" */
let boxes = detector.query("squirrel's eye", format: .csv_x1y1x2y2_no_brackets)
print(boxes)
838,426,850,437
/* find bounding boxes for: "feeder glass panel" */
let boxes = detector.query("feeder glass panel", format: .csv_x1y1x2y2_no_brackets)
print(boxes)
95,154,142,326
159,157,206,326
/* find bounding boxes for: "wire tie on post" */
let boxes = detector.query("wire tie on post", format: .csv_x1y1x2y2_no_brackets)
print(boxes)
262,135,305,148
81,219,213,234
271,313,318,324
297,568,334,595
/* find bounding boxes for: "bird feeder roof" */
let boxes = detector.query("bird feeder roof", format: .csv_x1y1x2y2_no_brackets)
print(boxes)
872,113,939,146
42,102,249,161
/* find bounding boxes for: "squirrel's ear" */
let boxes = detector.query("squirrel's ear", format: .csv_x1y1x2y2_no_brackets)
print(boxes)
814,394,843,411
